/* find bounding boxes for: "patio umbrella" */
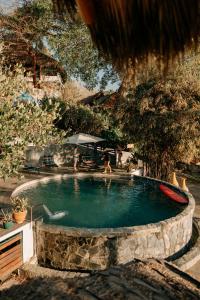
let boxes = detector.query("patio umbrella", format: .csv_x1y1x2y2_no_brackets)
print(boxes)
63,133,105,144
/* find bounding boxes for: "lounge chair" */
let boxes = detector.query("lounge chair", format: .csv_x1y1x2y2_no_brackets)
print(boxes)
42,155,58,167
23,160,41,173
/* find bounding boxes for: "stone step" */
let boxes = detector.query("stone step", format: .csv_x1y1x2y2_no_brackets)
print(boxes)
173,218,200,271
20,263,90,279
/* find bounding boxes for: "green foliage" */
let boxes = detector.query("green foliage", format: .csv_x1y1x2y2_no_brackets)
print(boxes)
117,56,200,179
101,127,124,144
11,196,29,213
47,15,118,89
46,98,108,135
42,95,125,144
1,209,13,222
0,60,63,179
1,0,118,89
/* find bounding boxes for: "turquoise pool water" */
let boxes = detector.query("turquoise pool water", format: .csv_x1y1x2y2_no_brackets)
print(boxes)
20,177,184,228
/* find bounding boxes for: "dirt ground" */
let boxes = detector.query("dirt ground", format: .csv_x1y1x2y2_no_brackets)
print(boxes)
1,260,200,300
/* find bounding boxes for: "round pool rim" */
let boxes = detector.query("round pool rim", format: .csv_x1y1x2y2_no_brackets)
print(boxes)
12,173,195,236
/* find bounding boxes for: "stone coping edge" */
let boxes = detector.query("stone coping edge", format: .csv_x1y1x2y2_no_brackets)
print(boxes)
12,173,195,237
173,218,200,271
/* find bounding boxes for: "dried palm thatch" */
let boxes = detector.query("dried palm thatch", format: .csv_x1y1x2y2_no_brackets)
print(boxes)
1,260,200,299
52,0,200,69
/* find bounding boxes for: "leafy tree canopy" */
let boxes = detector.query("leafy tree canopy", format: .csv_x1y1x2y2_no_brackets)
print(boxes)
0,0,119,90
42,93,125,146
115,55,200,179
0,55,63,179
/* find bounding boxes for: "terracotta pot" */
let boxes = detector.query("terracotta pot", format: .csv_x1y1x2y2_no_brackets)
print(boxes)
13,210,27,224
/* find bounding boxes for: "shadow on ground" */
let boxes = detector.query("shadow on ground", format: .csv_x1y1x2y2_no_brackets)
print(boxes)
1,260,200,300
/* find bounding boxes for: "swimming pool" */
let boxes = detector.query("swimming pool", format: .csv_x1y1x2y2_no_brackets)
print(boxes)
12,174,194,270
15,176,184,228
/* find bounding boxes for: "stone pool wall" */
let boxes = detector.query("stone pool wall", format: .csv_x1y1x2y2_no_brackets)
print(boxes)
36,191,194,271
12,174,195,271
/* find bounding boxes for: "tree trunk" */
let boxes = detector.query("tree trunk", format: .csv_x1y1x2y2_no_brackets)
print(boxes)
32,53,37,88
118,67,135,97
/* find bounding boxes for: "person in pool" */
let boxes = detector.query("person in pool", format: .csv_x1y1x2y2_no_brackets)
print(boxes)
102,150,112,173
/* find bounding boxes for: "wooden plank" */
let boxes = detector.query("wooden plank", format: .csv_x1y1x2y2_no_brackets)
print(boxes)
0,257,22,278
0,235,21,251
0,233,23,280
0,260,22,281
0,244,21,260
0,249,21,269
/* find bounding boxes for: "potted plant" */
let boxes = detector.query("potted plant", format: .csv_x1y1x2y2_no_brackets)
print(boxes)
1,209,13,229
11,196,29,224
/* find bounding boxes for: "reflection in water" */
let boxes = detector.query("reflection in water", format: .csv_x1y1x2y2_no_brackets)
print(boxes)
103,178,112,190
73,178,80,193
128,179,134,187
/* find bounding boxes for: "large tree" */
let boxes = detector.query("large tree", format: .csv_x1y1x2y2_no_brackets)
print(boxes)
116,55,200,180
0,0,118,90
0,56,63,179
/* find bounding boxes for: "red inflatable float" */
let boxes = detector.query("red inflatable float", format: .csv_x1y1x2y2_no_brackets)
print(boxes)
159,184,188,204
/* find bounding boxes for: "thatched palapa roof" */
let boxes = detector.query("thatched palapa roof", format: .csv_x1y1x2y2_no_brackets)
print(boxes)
1,34,66,86
2,39,60,72
52,0,200,68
